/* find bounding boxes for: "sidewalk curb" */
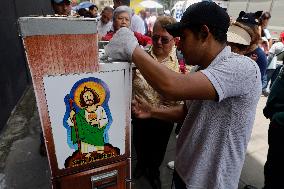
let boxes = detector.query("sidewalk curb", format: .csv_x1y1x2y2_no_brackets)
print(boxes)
0,86,37,170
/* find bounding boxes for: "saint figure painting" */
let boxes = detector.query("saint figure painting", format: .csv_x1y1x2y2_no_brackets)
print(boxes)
63,77,120,168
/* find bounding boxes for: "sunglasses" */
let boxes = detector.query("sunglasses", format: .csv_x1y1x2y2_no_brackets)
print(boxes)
151,35,174,44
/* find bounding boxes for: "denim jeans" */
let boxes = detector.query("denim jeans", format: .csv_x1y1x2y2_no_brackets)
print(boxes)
263,65,283,92
262,69,275,91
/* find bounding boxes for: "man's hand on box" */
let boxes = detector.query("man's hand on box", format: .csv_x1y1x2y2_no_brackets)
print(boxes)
104,27,139,61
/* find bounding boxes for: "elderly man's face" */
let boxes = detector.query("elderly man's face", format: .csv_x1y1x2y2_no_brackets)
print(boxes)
113,12,130,31
152,24,175,57
52,1,71,15
101,10,113,24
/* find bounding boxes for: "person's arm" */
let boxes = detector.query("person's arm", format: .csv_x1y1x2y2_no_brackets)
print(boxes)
132,47,217,101
132,96,187,123
268,39,273,49
105,28,258,102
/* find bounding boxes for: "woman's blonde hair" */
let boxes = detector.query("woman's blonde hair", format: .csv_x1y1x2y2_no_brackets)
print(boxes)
153,16,177,32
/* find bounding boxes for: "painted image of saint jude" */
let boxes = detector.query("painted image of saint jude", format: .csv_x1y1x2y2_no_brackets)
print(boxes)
67,86,108,154
64,78,120,168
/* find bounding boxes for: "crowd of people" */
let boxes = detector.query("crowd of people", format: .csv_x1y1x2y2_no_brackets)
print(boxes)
48,0,284,189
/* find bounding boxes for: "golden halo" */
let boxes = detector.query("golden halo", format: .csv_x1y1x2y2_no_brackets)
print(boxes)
73,81,106,108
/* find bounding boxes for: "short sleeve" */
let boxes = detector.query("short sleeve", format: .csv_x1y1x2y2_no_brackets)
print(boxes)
201,56,261,102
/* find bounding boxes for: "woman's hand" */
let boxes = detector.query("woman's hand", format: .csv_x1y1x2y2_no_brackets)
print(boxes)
131,96,153,119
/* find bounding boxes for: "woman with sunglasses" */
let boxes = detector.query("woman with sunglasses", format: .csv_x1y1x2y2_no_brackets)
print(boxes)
101,6,151,47
132,16,181,189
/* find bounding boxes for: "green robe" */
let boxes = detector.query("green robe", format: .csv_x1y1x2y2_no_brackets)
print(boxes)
71,108,106,146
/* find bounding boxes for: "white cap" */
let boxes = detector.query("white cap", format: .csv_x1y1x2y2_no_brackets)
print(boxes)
227,25,251,45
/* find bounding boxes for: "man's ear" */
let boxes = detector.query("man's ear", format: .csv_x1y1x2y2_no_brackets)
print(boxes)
200,25,209,41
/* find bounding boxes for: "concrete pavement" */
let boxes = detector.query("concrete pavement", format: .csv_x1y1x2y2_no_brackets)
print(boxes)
0,86,270,189
0,87,50,189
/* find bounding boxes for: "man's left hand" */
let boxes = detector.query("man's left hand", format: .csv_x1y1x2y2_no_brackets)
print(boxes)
131,96,152,119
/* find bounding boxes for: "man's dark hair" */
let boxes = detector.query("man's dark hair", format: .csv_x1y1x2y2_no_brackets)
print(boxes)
51,0,70,5
184,2,229,43
77,8,93,17
165,2,230,44
79,87,100,107
89,4,98,11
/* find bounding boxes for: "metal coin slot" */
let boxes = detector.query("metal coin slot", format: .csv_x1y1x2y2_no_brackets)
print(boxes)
91,170,118,189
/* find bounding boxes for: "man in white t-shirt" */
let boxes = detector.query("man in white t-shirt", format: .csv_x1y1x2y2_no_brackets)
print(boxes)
97,6,113,36
105,2,262,189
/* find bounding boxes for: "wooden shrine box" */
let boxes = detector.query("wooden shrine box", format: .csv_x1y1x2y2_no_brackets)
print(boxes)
18,17,132,189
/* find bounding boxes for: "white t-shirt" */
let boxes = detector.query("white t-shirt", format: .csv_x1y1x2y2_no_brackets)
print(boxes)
97,20,112,36
131,14,145,34
175,47,262,189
